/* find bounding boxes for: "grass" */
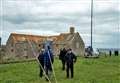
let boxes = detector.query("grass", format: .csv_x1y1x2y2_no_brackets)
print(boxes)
0,56,120,83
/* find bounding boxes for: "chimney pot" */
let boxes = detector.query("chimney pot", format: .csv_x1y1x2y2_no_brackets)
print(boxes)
70,26,75,34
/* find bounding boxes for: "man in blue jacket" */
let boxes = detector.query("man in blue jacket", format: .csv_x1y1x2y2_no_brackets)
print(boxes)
44,46,54,81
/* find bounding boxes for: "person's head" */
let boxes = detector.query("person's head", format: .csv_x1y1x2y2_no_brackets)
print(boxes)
41,48,45,53
68,48,72,53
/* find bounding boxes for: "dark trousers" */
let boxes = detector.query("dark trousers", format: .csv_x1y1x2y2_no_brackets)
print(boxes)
66,63,74,78
61,60,65,70
39,63,44,77
44,64,52,80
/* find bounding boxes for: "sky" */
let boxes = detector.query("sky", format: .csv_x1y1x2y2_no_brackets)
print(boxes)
0,0,120,48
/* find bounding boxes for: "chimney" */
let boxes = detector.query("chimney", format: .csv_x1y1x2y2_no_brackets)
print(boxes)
70,26,75,34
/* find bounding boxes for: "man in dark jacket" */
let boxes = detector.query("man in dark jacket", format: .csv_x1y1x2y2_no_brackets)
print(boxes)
65,48,77,78
38,48,45,78
44,46,54,80
59,48,67,70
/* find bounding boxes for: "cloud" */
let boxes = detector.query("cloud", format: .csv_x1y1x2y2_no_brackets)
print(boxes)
0,0,120,48
15,29,59,36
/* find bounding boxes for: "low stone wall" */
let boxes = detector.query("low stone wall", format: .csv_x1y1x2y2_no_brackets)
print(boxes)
0,58,36,64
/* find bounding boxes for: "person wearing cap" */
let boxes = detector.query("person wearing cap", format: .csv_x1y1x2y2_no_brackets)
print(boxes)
65,48,77,78
38,48,45,78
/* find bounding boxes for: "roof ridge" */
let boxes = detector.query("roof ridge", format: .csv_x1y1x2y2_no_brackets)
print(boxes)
9,32,79,43
11,33,47,37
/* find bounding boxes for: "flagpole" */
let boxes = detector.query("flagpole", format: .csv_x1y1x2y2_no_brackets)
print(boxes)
91,0,93,49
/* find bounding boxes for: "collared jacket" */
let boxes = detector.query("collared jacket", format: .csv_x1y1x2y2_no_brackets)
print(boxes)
65,52,77,65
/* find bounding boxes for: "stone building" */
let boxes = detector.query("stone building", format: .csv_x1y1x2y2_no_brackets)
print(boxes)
5,27,85,59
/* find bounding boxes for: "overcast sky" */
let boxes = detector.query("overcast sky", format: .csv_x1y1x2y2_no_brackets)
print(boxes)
0,0,120,48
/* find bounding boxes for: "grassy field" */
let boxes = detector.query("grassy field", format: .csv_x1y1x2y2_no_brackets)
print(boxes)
0,56,120,83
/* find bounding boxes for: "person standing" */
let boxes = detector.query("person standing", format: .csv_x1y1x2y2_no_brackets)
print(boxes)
38,48,45,78
65,48,77,78
59,48,67,70
109,50,112,56
44,46,54,81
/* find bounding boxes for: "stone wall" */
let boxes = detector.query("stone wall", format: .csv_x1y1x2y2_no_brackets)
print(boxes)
69,33,85,56
5,28,85,59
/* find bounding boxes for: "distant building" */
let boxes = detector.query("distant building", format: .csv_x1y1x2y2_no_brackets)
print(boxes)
5,27,85,59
